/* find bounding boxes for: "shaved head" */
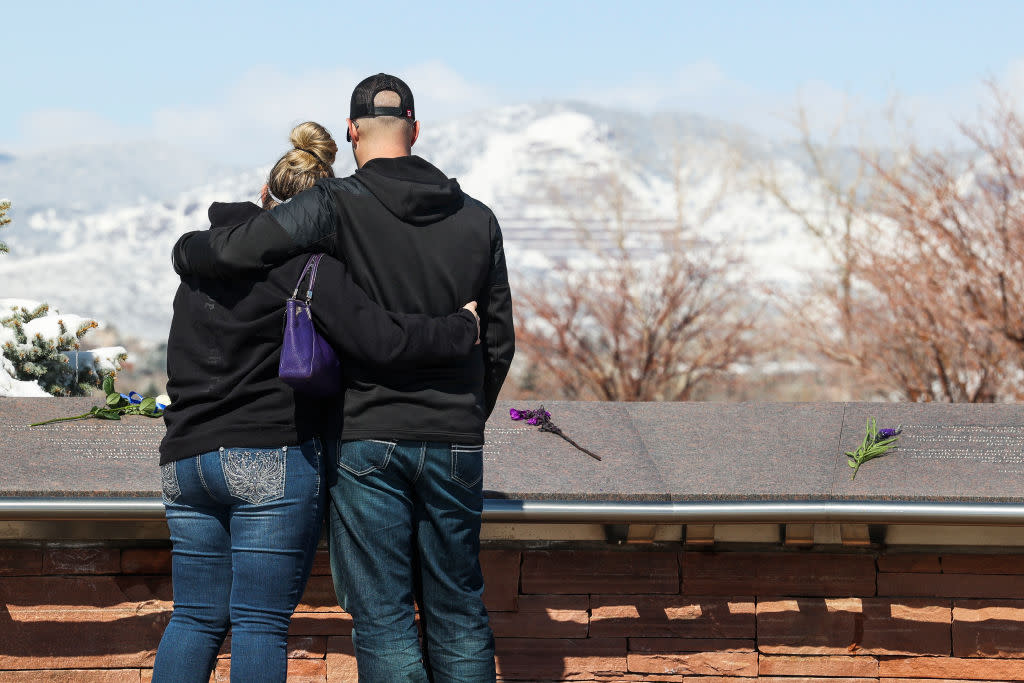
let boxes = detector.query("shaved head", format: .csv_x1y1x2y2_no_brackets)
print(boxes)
347,76,420,166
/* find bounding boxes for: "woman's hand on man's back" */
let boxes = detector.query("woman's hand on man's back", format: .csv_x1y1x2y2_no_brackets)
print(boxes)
462,302,480,345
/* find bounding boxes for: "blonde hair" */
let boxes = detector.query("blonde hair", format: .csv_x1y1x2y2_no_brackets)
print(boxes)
263,121,338,208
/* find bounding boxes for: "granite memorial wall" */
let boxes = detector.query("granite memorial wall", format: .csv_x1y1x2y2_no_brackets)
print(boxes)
3,398,1024,681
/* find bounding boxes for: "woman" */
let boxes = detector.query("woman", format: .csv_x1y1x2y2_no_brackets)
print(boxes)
152,122,479,682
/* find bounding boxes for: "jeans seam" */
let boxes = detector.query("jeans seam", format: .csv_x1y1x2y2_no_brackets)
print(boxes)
311,440,321,498
197,452,212,496
279,449,290,501
411,442,427,484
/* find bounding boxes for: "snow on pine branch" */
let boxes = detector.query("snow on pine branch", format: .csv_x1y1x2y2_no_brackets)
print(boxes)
0,298,127,397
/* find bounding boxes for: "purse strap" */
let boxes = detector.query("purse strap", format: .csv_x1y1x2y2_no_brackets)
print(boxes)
291,253,325,303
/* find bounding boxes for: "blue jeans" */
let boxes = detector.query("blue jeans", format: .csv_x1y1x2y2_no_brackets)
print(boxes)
153,439,325,683
328,439,495,682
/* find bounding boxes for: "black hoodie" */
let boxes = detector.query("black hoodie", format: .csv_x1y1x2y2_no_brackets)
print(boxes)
161,200,480,463
173,156,514,445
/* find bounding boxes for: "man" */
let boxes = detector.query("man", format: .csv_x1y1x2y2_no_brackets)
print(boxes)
172,74,514,681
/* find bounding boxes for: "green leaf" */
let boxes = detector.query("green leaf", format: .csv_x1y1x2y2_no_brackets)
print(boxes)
102,375,115,395
140,397,157,415
846,416,900,481
106,393,122,407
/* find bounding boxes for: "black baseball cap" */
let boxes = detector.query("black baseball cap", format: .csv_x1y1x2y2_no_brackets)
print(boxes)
350,73,415,122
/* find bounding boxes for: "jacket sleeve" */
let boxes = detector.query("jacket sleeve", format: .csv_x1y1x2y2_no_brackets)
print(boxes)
310,256,479,366
479,213,516,418
172,184,337,278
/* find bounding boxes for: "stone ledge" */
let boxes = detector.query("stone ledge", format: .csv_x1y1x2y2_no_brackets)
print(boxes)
5,399,1024,505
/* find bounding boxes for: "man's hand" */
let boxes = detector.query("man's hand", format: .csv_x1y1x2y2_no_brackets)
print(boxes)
463,301,480,345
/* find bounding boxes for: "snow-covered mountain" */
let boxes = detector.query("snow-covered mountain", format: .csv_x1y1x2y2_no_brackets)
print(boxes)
0,102,827,341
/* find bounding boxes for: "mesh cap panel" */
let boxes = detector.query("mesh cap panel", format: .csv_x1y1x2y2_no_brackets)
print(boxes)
350,73,415,120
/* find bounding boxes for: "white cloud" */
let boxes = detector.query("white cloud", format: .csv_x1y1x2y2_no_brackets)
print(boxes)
16,109,146,149
148,65,358,162
573,57,1024,149
403,61,504,116
1002,58,1024,107
13,62,500,165
568,62,872,143
575,60,748,115
12,57,1024,160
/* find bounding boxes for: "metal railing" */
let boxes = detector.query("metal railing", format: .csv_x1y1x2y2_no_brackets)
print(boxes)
5,497,1024,525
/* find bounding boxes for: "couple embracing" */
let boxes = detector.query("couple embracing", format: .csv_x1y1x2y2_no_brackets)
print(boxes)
154,74,515,682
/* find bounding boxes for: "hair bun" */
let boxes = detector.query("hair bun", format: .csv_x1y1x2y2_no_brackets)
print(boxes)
290,121,338,166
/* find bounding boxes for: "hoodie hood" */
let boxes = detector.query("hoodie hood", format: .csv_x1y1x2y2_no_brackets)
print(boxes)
354,155,464,225
208,201,261,228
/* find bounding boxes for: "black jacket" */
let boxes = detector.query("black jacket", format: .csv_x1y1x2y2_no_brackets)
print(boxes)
161,201,479,463
173,155,515,445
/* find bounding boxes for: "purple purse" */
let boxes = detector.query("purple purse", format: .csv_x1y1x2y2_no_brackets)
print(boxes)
279,254,343,396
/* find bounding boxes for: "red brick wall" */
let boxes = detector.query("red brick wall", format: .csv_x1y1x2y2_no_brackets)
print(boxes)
3,546,1024,681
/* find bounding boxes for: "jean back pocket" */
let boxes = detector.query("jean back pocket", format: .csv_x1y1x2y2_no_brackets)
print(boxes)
337,439,396,477
220,447,287,504
450,444,484,489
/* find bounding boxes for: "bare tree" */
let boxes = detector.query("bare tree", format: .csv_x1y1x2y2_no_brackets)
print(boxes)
512,154,761,401
765,90,1024,402
858,91,1024,400
758,107,874,350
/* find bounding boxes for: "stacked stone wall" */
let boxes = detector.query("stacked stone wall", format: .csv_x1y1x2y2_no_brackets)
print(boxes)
3,545,1024,681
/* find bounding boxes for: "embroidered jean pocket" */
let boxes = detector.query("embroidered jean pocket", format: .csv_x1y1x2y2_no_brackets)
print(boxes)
337,439,395,476
161,462,181,504
451,444,484,489
220,447,287,505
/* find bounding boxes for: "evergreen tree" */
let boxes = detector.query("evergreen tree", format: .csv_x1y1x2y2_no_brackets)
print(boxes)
0,303,122,396
0,199,10,254
0,200,126,396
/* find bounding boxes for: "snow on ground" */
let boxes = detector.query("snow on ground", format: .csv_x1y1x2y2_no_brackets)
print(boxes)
0,355,49,397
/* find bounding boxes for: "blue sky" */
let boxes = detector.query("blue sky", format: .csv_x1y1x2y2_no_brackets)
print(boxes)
4,0,1024,161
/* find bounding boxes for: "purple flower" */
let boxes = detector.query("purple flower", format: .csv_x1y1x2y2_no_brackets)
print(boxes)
878,427,901,439
507,404,602,461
